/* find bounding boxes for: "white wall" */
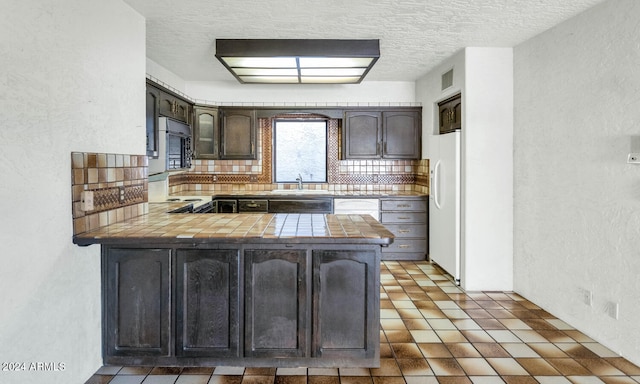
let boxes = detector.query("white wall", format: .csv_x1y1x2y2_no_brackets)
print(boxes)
514,0,640,364
185,80,417,105
0,1,145,383
416,48,513,292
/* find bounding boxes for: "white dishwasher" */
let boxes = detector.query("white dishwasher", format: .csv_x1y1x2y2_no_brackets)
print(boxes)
333,198,380,220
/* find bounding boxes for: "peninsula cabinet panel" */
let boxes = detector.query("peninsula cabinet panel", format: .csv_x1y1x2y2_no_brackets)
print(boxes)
103,248,171,359
312,250,379,360
244,249,307,357
176,249,239,357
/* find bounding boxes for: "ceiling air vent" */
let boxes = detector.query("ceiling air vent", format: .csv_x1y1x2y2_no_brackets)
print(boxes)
441,68,453,90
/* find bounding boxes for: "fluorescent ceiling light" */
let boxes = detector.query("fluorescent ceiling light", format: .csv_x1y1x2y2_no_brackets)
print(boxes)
215,39,380,84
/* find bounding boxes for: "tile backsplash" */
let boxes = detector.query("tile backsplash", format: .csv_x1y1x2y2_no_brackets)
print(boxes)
171,116,429,195
71,152,148,236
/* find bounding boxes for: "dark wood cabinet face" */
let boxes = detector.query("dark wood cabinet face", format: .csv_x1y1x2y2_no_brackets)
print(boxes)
158,90,191,124
344,111,382,159
176,249,239,357
438,94,461,134
244,249,307,357
220,109,257,160
312,250,379,359
103,248,171,357
382,111,421,159
343,109,421,160
146,86,160,158
193,107,219,159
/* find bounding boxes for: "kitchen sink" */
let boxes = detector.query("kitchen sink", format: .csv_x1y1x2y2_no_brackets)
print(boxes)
270,189,331,195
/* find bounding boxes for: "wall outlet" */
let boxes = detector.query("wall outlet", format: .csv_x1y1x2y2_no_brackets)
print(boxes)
604,301,619,319
578,288,593,306
81,190,94,211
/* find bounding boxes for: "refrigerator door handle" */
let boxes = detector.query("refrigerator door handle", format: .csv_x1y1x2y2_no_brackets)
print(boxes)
434,160,442,209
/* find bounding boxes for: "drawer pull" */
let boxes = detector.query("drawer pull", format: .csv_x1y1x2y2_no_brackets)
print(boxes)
398,245,411,249
397,204,411,208
397,229,410,234
397,216,410,220
246,203,259,208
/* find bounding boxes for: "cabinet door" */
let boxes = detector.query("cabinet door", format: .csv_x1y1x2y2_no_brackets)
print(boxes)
244,249,307,357
103,248,171,358
146,85,160,158
438,94,461,133
176,249,239,357
312,250,379,359
343,111,382,159
382,111,421,159
220,109,257,160
158,91,176,119
193,106,219,159
158,91,191,124
174,98,191,124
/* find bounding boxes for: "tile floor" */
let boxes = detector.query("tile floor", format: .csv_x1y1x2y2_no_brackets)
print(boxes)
85,261,640,384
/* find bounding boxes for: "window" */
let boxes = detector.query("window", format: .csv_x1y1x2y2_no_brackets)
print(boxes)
274,120,327,183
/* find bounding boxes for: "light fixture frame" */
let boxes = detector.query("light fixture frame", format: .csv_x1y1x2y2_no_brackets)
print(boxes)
215,39,380,84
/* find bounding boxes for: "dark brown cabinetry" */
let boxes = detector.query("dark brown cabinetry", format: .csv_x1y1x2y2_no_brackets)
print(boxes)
103,248,171,359
159,90,191,124
101,243,380,367
193,106,219,159
313,250,378,359
245,249,307,358
220,109,257,160
176,249,239,358
146,85,160,158
380,197,428,260
438,94,461,134
343,109,421,159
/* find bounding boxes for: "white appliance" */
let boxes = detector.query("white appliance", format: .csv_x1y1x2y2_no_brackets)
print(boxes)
428,131,461,284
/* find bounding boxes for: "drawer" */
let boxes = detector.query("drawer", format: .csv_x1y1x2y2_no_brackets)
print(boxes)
380,212,427,224
382,224,426,238
382,239,427,253
238,199,268,213
380,199,426,212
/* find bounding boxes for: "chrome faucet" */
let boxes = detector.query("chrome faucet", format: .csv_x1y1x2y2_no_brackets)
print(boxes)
296,173,303,190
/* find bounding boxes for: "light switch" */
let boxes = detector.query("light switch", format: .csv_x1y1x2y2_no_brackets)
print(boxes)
81,191,94,211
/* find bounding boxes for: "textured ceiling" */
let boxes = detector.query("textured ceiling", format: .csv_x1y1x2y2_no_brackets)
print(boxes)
123,0,606,82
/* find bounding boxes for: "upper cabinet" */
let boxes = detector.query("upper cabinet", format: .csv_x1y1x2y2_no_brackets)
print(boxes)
145,84,160,158
220,109,257,160
343,108,421,160
158,90,191,124
438,94,461,134
193,106,219,160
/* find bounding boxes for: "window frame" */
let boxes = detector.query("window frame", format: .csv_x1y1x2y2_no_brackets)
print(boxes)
272,118,328,184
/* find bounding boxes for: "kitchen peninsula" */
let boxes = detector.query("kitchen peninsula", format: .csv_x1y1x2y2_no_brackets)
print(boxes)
73,209,394,368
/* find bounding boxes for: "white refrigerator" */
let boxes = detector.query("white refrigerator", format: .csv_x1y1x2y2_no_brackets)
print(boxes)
428,131,461,284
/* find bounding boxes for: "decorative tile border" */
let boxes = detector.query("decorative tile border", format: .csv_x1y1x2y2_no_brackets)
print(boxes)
71,152,148,236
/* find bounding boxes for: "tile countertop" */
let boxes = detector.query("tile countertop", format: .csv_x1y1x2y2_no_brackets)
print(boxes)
73,208,395,246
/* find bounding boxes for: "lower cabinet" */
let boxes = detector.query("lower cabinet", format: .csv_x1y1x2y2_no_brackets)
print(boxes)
176,249,239,358
244,249,307,358
101,244,380,367
103,248,171,359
